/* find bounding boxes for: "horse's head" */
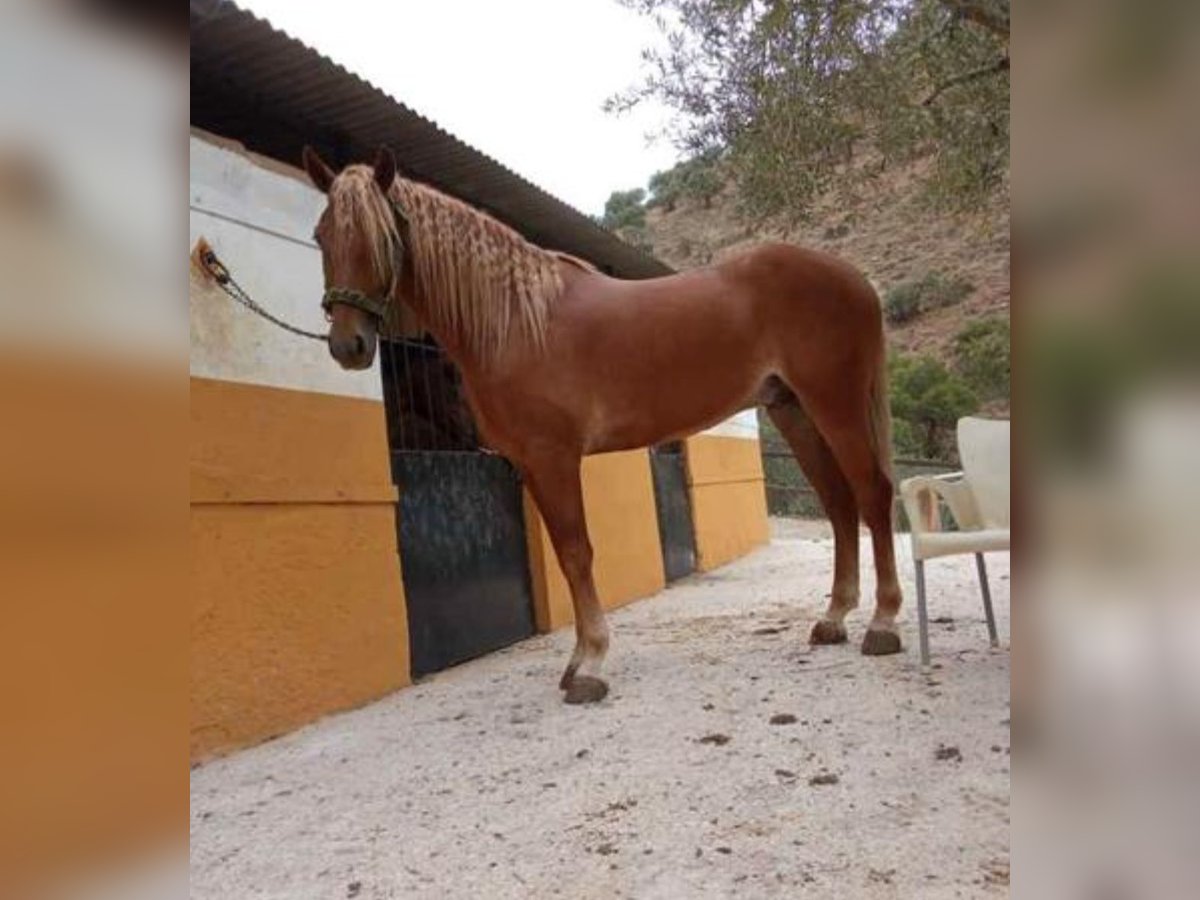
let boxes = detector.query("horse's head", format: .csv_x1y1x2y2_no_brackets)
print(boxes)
302,145,403,370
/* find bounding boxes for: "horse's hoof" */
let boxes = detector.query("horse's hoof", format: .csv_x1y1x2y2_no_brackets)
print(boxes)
558,664,578,691
563,675,609,705
810,620,848,645
861,628,902,656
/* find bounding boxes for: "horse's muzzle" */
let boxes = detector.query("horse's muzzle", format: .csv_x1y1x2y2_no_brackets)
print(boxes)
329,328,377,370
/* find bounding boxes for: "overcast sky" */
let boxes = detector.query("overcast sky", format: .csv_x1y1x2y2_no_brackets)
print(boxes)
238,0,680,216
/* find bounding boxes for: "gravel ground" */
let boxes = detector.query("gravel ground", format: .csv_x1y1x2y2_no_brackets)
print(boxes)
191,519,1010,899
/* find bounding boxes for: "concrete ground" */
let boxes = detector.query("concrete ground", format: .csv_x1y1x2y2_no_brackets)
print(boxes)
191,519,1010,899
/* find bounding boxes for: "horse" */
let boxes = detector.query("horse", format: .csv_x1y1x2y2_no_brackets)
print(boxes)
302,145,903,704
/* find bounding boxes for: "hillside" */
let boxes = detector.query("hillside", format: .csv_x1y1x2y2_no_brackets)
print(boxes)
639,158,1010,371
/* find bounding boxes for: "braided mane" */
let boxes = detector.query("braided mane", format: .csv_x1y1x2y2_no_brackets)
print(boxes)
329,166,563,363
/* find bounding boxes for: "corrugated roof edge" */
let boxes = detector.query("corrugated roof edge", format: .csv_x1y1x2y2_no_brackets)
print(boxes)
190,1,672,275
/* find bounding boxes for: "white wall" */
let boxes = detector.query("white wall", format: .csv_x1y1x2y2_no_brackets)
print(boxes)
702,409,760,441
189,132,383,400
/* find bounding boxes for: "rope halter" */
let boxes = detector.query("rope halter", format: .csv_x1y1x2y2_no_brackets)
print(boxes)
320,197,409,324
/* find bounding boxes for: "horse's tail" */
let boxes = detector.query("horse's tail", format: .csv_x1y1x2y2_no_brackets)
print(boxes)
866,315,894,486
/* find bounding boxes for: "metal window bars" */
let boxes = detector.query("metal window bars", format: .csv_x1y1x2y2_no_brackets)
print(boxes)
380,336,482,453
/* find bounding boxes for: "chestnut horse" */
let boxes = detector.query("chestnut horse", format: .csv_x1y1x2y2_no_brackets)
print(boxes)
303,146,902,704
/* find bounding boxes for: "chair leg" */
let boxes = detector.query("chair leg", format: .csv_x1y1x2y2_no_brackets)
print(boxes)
915,559,930,667
976,552,999,647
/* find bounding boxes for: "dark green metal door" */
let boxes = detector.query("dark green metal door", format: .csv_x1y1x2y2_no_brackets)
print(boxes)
381,339,535,678
391,452,534,677
650,443,697,582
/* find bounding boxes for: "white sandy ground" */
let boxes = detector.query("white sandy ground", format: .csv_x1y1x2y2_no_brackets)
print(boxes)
191,519,1010,899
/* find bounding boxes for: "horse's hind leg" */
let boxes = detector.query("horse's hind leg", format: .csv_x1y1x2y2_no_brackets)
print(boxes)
766,395,861,645
519,453,610,704
793,390,903,656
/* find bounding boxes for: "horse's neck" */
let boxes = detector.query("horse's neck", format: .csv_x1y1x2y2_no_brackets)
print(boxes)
396,250,569,377
393,276,477,372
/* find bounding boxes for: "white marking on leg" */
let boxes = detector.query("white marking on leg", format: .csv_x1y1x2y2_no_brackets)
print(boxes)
574,619,609,679
824,585,860,624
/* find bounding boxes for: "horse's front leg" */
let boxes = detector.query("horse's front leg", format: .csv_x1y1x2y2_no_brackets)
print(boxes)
521,454,610,704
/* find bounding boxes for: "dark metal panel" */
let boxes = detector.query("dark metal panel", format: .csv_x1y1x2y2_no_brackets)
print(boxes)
377,339,534,676
650,444,697,582
394,452,535,678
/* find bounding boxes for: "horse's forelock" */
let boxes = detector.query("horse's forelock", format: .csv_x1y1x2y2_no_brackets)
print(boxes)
327,165,401,293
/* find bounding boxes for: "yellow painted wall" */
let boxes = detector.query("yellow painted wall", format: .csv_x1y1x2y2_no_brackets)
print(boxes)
685,435,770,571
190,374,768,757
190,377,408,759
525,450,666,633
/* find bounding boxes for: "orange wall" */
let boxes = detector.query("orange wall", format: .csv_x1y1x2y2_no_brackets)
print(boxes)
190,375,769,757
685,435,770,571
525,450,666,632
190,378,408,759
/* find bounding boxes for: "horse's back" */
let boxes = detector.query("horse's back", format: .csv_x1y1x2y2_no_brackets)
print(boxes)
716,241,880,315
553,241,881,370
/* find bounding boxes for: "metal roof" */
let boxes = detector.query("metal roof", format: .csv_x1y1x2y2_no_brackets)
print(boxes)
190,1,672,279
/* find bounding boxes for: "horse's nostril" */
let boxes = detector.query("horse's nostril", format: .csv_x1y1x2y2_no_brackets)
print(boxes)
354,334,365,356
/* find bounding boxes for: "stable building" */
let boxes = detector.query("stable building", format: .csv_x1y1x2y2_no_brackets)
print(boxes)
190,4,768,759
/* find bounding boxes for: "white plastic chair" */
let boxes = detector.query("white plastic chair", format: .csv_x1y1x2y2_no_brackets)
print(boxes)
899,417,1010,666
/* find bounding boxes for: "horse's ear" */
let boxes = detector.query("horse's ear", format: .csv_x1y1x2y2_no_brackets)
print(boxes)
373,146,397,194
302,145,336,194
